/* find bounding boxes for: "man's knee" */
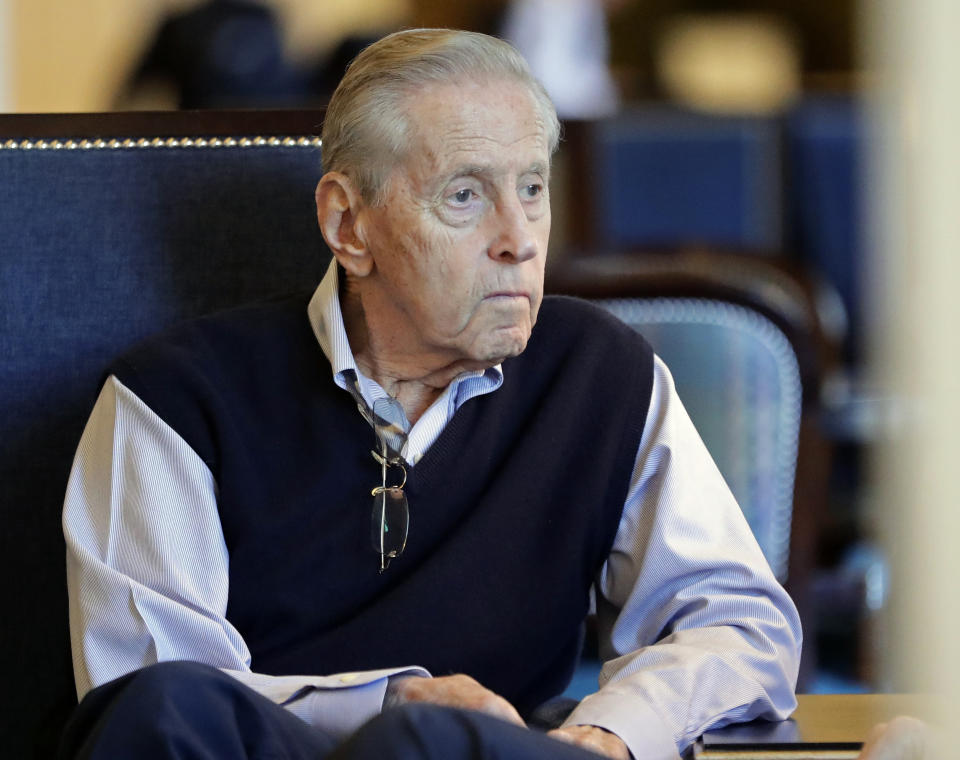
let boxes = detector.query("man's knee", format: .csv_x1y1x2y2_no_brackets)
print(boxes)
330,704,472,760
333,704,534,760
338,704,606,760
62,661,334,760
377,703,468,734
116,660,231,701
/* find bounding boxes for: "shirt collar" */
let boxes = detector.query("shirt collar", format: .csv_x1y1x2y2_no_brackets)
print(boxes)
307,260,504,405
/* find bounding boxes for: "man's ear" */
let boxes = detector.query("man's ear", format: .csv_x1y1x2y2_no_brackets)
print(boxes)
315,172,374,277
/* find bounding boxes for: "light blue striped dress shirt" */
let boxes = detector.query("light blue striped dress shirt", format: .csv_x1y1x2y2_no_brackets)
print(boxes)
63,261,801,760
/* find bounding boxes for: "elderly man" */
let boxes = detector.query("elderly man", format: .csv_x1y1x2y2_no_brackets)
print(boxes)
61,28,801,760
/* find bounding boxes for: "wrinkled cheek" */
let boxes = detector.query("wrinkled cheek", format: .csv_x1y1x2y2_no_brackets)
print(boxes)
397,227,458,283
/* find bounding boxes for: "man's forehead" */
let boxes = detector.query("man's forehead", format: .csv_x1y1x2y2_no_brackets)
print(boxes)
397,79,549,181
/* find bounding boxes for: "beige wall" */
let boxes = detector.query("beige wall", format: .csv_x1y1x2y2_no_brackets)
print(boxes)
867,0,960,736
11,0,161,111
272,0,407,63
7,0,408,112
0,0,11,109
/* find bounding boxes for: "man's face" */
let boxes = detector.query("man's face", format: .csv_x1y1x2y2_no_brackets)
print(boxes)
360,78,552,368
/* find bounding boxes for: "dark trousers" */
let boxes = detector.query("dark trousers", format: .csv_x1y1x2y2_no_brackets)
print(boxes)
59,662,602,760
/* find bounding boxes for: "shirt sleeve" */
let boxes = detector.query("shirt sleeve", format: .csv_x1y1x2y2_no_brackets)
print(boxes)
561,355,803,760
63,375,429,739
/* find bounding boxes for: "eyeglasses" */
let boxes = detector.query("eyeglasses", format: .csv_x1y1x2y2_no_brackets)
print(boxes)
368,398,410,572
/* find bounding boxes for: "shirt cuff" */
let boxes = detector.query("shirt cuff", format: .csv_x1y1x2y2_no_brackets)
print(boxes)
224,666,430,738
563,688,681,760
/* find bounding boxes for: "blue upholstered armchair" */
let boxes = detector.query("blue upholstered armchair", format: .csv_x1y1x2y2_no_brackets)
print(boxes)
0,110,328,758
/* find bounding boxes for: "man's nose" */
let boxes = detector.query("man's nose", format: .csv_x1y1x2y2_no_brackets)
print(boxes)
487,196,539,264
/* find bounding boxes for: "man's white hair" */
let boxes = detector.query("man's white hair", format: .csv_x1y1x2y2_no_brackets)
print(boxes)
321,28,561,205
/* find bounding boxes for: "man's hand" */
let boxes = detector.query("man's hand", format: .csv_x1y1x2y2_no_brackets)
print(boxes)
548,725,631,759
858,717,931,760
384,674,526,727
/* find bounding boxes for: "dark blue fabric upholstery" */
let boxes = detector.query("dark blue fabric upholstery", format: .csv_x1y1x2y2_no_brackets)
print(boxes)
590,107,783,251
0,134,328,758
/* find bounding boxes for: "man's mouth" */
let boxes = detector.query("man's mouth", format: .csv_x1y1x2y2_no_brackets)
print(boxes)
484,291,529,301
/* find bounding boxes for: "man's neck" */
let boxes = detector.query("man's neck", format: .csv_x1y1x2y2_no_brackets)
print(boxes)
339,277,487,424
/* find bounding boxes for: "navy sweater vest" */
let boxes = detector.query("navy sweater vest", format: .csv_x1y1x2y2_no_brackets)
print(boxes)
110,294,654,716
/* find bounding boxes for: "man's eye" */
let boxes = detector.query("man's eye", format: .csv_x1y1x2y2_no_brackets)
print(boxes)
451,188,474,205
521,183,543,200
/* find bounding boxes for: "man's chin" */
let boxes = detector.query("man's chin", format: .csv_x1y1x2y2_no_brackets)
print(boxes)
472,329,530,365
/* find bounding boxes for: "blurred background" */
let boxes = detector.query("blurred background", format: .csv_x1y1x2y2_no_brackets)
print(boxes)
1,0,957,719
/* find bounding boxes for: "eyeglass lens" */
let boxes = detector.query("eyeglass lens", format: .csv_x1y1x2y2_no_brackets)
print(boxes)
370,486,409,569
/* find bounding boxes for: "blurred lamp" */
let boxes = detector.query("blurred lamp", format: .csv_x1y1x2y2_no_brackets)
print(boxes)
656,14,801,115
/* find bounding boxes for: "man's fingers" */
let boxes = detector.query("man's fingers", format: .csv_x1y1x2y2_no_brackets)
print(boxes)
479,694,526,726
385,673,526,727
859,716,931,760
548,725,630,759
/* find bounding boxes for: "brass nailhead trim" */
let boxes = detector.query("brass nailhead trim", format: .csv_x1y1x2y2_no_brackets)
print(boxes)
0,135,321,151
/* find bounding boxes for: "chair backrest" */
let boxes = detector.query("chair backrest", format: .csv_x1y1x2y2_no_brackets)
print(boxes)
547,250,833,591
0,110,328,758
600,297,801,580
561,107,784,252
